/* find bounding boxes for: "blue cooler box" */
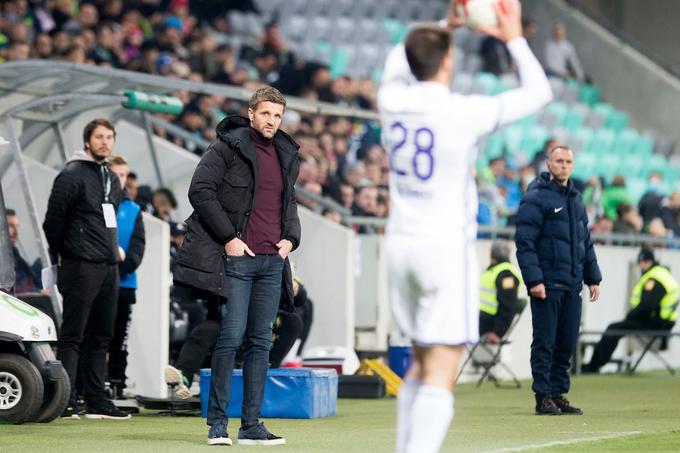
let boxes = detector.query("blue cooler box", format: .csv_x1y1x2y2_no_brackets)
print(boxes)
200,368,337,419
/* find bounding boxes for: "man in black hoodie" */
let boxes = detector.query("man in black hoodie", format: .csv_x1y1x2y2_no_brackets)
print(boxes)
174,86,300,446
515,146,602,416
43,118,128,420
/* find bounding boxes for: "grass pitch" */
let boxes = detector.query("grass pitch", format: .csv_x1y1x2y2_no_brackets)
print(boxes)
1,371,678,452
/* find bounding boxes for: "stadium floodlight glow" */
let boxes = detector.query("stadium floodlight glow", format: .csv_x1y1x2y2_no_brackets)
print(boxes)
122,90,184,115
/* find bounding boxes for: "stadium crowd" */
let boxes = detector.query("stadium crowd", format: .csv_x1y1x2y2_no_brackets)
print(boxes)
1,0,676,240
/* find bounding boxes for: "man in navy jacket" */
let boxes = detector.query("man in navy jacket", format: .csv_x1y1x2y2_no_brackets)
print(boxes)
515,146,601,415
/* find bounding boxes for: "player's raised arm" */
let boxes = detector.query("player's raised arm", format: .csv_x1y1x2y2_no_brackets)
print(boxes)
476,0,553,133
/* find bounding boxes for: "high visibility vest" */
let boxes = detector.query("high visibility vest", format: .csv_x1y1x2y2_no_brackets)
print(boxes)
480,262,522,316
629,265,679,322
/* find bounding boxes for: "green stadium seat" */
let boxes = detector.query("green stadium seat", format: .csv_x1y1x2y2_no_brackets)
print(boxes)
606,110,629,131
569,127,594,153
622,154,645,180
635,136,654,157
626,178,648,204
484,132,504,159
598,152,621,182
572,151,597,181
613,128,640,155
522,124,549,157
546,101,568,122
474,72,499,95
560,107,585,131
579,84,601,106
502,125,524,155
587,128,616,155
645,154,668,177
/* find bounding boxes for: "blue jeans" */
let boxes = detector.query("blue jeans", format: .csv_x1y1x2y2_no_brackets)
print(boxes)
530,289,582,397
207,254,284,428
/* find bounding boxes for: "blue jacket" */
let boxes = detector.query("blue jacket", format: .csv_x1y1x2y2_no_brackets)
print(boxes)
117,198,145,289
515,172,602,292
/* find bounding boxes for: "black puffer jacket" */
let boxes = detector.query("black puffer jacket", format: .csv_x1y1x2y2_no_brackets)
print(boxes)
173,116,301,308
515,172,602,292
43,151,122,264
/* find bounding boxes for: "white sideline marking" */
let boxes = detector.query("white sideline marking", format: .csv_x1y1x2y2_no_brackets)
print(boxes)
491,431,642,452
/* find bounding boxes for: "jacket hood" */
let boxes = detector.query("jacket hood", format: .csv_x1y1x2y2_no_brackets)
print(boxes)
527,172,575,194
67,149,107,166
215,115,299,151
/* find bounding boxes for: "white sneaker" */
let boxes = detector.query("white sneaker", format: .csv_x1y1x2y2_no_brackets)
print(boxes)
164,365,192,399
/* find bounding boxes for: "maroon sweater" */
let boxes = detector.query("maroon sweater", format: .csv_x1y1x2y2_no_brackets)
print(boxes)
243,127,283,254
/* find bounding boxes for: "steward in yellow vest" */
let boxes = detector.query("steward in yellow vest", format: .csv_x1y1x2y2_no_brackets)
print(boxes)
583,248,678,373
479,242,522,343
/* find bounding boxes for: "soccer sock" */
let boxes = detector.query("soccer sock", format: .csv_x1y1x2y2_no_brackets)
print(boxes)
404,385,454,453
396,379,421,453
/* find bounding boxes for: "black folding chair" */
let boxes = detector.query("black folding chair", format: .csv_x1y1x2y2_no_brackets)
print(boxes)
457,298,527,388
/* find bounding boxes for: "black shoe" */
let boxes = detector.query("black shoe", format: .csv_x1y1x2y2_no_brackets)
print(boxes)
535,396,562,415
207,422,232,446
61,403,83,420
238,422,286,446
553,395,583,415
84,400,131,420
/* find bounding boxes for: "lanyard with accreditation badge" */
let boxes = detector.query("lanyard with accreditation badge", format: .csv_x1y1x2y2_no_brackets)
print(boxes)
101,164,117,228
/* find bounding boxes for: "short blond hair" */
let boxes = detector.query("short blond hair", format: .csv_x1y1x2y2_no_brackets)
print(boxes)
108,154,128,166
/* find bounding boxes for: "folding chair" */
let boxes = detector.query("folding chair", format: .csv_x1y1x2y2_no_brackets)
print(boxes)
457,298,527,388
626,331,678,376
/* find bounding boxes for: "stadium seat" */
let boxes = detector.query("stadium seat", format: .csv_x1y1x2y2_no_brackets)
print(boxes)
597,152,621,182
560,106,586,131
579,83,601,106
562,79,580,104
522,124,549,157
587,128,616,155
645,154,668,177
572,151,597,181
636,135,655,157
566,127,594,153
473,72,499,95
502,125,524,155
627,178,649,203
606,110,629,131
484,133,504,159
613,128,640,155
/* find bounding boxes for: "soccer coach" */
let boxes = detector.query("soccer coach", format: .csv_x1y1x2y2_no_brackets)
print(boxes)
515,145,601,416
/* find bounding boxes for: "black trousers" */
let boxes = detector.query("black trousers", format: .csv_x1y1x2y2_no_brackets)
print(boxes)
269,311,303,368
176,320,220,385
57,259,118,404
585,318,674,372
295,299,313,356
530,289,582,397
107,287,136,386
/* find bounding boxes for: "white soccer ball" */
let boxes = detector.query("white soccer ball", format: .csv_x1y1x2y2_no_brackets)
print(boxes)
456,0,499,30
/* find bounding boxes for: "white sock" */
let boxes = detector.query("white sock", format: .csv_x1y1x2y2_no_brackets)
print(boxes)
396,379,421,453
404,385,454,453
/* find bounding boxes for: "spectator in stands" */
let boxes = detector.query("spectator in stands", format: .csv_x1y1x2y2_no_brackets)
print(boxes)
5,208,44,294
646,217,675,248
169,221,186,274
660,191,680,236
43,118,128,419
522,18,540,58
125,171,139,202
479,241,522,343
612,203,642,235
544,23,585,82
151,187,178,221
582,248,678,373
480,36,512,75
107,155,146,400
638,172,665,227
590,216,613,244
601,175,631,221
479,156,506,186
